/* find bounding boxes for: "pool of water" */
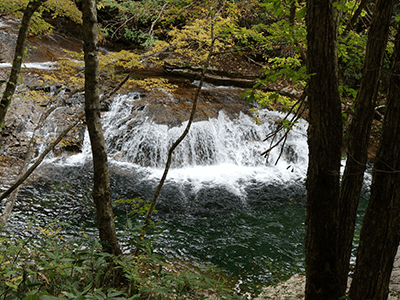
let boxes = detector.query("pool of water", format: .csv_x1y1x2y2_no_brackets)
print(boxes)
8,161,308,295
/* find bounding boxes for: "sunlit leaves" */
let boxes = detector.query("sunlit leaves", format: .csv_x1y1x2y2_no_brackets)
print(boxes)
45,0,82,24
338,25,367,83
103,50,143,70
131,77,177,92
333,0,359,13
0,0,82,35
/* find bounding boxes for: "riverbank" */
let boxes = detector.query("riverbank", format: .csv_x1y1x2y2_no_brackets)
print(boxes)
254,246,400,299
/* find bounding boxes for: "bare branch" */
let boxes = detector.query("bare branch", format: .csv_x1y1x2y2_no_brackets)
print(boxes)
261,86,308,164
134,24,216,257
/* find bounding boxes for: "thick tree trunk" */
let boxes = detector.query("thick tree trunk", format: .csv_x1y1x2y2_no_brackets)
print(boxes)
337,0,393,294
82,0,122,256
349,25,400,300
0,0,47,128
304,0,343,299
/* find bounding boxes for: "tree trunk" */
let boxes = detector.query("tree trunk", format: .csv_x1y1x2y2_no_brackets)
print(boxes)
337,0,393,294
349,25,400,300
0,0,47,128
289,0,296,25
304,0,343,299
82,0,122,256
343,0,369,34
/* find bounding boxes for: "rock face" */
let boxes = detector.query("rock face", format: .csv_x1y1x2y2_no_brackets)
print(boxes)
0,14,85,160
255,247,400,300
0,15,83,64
129,84,254,128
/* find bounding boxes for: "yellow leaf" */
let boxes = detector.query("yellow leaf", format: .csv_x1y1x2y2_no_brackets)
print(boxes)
11,276,23,282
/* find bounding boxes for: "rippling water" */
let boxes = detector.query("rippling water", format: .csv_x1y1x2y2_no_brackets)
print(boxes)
11,162,306,294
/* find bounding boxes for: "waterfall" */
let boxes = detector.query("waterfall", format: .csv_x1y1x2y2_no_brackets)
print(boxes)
61,91,309,197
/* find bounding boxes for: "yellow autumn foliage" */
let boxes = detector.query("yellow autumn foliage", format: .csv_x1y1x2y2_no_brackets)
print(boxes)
0,0,81,35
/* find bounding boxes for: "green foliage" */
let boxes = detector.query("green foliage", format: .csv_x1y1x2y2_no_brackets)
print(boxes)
338,29,367,84
0,218,242,300
123,28,157,48
260,0,287,19
244,90,296,112
261,56,308,88
260,0,306,21
114,197,155,218
240,55,309,118
339,83,358,100
97,0,165,47
0,0,81,35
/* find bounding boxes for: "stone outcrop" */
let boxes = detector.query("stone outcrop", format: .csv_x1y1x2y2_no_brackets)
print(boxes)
254,247,400,299
129,84,254,128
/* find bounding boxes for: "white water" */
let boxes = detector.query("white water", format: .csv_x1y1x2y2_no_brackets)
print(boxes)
0,62,57,70
58,91,309,198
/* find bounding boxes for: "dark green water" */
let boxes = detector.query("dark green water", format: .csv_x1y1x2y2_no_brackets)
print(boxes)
9,162,368,295
154,203,306,292
9,162,306,292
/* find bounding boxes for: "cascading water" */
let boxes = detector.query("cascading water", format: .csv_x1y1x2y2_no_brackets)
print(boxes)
102,93,308,169
11,87,311,294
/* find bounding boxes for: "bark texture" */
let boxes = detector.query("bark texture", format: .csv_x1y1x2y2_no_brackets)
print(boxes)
304,1,342,299
337,0,393,294
82,0,122,256
0,0,47,128
349,25,400,300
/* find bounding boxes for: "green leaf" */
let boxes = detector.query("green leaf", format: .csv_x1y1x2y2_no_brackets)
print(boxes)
151,287,170,294
268,93,279,100
23,293,39,300
107,290,124,298
38,296,61,300
246,92,256,103
127,218,133,230
296,6,306,19
5,270,17,277
81,282,93,295
239,89,252,98
5,281,18,289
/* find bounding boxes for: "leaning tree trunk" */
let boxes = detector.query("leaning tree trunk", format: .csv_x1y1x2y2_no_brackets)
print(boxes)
349,24,400,300
304,0,343,299
82,0,122,256
0,0,47,128
337,0,393,294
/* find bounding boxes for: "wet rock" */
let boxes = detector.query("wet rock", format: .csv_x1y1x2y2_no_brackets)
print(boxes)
28,84,63,94
127,85,255,128
62,92,84,107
